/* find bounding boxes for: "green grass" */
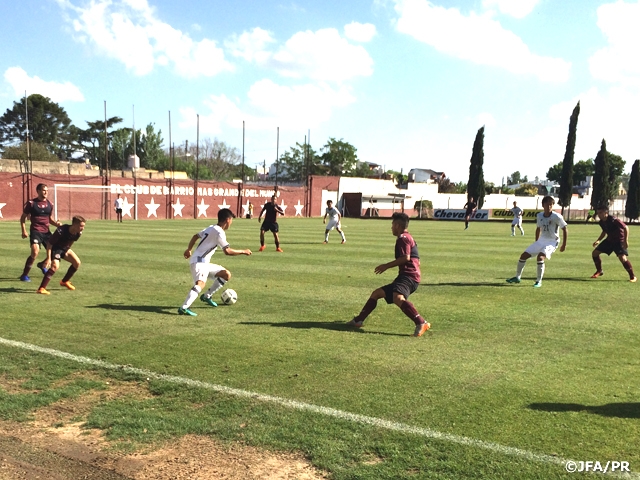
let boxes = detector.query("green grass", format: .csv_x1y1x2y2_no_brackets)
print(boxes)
1,217,639,479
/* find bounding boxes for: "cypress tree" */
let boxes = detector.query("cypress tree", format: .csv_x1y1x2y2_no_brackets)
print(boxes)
625,159,640,220
591,139,610,209
558,101,580,212
467,126,485,208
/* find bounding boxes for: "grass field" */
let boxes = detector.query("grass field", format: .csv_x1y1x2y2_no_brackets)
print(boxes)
1,217,639,479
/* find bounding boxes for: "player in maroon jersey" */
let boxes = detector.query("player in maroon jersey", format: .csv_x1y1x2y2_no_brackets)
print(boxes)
590,207,637,282
19,183,61,281
347,212,430,337
258,195,285,252
36,216,86,295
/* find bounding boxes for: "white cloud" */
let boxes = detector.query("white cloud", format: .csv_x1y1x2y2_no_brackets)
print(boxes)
482,0,540,19
56,0,233,78
589,1,640,86
225,28,275,63
269,28,374,82
179,79,356,134
394,0,571,83
344,22,377,42
4,67,84,103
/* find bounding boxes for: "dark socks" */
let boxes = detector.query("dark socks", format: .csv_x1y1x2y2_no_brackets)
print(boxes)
623,260,635,279
593,256,602,272
354,298,378,323
400,301,425,326
22,257,34,276
40,269,55,289
62,266,77,283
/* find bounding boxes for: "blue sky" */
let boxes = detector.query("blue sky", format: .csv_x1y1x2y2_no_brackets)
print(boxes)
1,0,639,184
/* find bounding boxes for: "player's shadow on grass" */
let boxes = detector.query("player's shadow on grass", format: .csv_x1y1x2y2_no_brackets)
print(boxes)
528,402,640,419
240,320,407,337
86,304,176,315
0,287,26,293
425,281,511,287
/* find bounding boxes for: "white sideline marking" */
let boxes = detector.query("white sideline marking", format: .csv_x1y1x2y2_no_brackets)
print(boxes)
0,336,636,478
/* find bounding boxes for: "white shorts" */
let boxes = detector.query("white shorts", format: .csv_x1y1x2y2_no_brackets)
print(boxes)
326,218,341,231
190,262,225,283
524,238,558,259
512,218,522,226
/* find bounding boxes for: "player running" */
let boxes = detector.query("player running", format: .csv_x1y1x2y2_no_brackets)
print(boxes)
463,196,477,230
36,216,86,294
258,195,284,252
19,183,61,281
347,212,430,337
590,206,637,282
322,200,346,244
179,208,252,316
506,196,567,288
510,201,524,236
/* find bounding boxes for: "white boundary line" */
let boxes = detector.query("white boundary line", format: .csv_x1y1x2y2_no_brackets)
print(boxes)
0,336,636,478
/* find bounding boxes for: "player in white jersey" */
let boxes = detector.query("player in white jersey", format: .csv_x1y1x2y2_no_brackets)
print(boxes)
510,201,524,236
506,196,567,288
323,200,346,244
178,208,252,316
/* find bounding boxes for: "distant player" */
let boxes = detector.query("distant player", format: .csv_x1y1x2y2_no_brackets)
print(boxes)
507,196,567,288
258,195,284,252
347,212,430,337
179,208,252,316
510,201,524,236
114,194,124,222
20,183,61,281
463,196,477,230
36,216,86,295
322,200,346,244
590,206,637,282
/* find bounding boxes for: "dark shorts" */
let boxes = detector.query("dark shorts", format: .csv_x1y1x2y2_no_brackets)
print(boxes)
382,275,419,304
465,209,475,217
30,231,50,246
261,221,279,233
596,241,628,257
51,247,70,262
115,208,123,214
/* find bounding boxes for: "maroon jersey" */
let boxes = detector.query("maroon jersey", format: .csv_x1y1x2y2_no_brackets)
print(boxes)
261,202,282,223
23,198,54,233
599,216,627,243
395,231,421,282
49,224,81,252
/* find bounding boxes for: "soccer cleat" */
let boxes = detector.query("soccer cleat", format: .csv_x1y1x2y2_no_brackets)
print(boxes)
60,280,75,291
276,247,283,252
506,277,521,284
533,281,542,288
37,261,48,275
37,287,50,295
590,271,604,279
630,277,638,283
346,318,363,328
341,239,346,244
19,275,31,282
178,307,197,316
510,234,515,237
323,241,328,244
258,245,266,252
200,294,218,307
413,322,431,337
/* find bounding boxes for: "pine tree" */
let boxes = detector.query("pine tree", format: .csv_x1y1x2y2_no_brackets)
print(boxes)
558,101,580,212
625,159,640,220
467,126,485,208
591,139,611,209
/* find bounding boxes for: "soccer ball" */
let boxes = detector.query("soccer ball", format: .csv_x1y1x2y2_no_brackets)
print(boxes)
220,289,238,305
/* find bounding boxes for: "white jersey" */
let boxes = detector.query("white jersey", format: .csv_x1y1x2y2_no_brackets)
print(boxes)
325,206,340,220
536,211,567,241
190,225,229,265
114,198,124,209
511,206,523,218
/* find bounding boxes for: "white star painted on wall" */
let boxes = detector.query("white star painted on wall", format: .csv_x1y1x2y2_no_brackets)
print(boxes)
197,199,210,217
172,198,185,217
241,200,250,217
0,203,6,218
145,197,160,218
121,197,134,217
279,199,287,214
218,199,230,210
293,200,304,216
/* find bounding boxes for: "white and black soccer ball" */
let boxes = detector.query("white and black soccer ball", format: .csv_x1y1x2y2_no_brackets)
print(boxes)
220,288,238,305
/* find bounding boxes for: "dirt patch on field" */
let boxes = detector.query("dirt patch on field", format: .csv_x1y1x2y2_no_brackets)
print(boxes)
0,376,327,480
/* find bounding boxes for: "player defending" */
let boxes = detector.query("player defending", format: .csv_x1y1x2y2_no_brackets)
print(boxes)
36,216,86,295
323,200,346,244
506,196,567,288
463,196,477,230
20,183,61,281
510,201,524,236
179,208,252,316
590,206,637,282
347,212,430,337
114,194,124,222
258,195,284,252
